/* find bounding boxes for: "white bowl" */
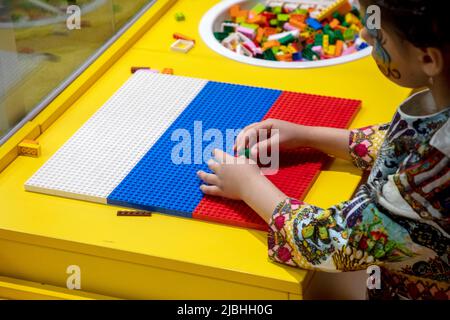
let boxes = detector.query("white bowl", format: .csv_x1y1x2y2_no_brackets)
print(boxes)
199,0,372,69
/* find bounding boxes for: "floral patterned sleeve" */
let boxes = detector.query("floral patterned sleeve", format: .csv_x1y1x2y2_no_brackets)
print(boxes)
268,196,420,272
349,124,390,171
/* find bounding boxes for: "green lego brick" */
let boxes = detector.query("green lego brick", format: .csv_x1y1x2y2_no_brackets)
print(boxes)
305,43,314,51
214,32,229,41
351,7,361,18
315,33,323,46
279,34,295,45
335,30,344,41
344,29,355,41
325,30,336,44
238,148,251,159
251,3,266,14
241,22,259,30
277,14,289,22
333,12,344,23
223,25,234,33
302,48,320,61
272,6,282,14
294,9,308,15
175,12,185,21
263,49,276,60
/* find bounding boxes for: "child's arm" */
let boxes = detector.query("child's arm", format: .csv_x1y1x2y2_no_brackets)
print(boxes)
198,120,447,273
235,120,390,171
234,119,352,161
303,126,352,161
199,146,440,272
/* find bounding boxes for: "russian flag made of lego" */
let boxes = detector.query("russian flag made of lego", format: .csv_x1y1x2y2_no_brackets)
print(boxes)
26,72,360,231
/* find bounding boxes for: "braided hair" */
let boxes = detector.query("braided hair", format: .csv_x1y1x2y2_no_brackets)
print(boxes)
359,0,449,49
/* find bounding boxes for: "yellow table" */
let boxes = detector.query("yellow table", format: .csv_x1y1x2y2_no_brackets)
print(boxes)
0,0,410,299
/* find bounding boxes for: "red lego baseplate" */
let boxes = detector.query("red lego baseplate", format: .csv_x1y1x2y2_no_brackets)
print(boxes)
193,91,361,231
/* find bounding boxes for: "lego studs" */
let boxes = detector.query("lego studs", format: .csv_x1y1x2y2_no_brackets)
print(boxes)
117,210,152,217
18,139,41,157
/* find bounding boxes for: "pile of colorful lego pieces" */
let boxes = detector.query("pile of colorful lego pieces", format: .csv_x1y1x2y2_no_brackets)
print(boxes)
214,0,369,62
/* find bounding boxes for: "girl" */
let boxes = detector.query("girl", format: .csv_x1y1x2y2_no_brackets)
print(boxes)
197,0,449,300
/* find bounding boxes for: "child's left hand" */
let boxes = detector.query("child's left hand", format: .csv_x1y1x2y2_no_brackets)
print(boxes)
197,149,261,200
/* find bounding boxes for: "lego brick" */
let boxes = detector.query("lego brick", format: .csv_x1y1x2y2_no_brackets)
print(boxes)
117,210,152,217
173,33,196,43
316,0,352,21
107,82,282,217
175,12,185,22
193,91,361,230
306,17,323,30
130,66,150,74
162,68,174,75
25,72,208,203
170,39,195,53
18,140,41,158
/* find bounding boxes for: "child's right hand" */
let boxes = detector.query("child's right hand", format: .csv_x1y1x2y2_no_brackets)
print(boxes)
234,119,308,158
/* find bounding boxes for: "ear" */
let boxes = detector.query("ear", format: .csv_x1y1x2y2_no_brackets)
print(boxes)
418,47,445,77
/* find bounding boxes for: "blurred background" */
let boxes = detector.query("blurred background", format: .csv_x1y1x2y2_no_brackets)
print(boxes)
0,0,153,142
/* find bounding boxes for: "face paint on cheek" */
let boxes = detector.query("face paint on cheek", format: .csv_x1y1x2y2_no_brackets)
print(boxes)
363,14,401,80
374,36,401,80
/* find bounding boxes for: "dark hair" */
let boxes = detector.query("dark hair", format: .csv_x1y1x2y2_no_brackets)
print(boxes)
360,0,449,49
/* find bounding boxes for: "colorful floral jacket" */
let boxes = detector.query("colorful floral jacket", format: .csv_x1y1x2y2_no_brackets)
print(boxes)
268,90,449,300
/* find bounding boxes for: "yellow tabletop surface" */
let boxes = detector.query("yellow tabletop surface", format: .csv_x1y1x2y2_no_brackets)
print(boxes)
0,0,411,299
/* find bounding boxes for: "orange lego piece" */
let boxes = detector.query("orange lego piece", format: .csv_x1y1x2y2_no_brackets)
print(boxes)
336,25,348,33
229,4,240,17
236,10,248,19
173,32,195,43
335,40,344,56
262,40,280,51
289,19,306,30
290,14,306,22
263,27,278,37
275,53,293,62
329,18,340,29
337,1,353,15
162,68,174,75
256,27,264,43
248,15,264,24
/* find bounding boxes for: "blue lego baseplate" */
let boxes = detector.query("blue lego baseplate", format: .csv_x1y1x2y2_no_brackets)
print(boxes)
107,81,282,217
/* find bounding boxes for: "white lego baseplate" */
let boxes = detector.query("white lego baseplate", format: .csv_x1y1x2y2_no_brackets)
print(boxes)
25,71,207,203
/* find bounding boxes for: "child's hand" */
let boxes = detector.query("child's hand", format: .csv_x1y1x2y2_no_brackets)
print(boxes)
234,119,307,158
197,149,262,200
